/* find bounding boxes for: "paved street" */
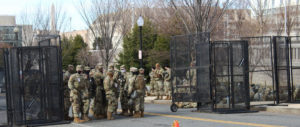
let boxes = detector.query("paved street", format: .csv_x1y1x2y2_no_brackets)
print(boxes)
44,103,300,127
1,94,300,127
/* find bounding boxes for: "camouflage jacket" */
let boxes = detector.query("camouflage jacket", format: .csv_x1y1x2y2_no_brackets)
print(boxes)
153,68,164,81
104,76,117,95
68,73,88,91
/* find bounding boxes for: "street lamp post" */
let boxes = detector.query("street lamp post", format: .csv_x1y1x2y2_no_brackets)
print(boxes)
137,16,144,68
13,26,19,46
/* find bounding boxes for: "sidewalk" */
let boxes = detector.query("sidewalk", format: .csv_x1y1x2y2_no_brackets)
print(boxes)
145,96,300,114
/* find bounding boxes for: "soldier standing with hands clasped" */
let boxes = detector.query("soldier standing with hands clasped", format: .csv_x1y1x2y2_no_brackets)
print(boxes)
154,63,164,100
68,65,90,123
104,70,118,120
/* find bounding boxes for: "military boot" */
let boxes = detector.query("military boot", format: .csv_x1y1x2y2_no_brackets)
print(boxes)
73,117,85,123
107,112,114,120
141,111,144,117
122,110,129,116
82,114,90,121
133,111,141,118
164,96,168,100
129,110,134,116
154,95,159,100
160,96,163,100
94,114,105,119
64,114,72,121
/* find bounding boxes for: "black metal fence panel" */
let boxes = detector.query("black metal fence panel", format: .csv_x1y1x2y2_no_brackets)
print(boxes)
5,46,64,126
211,41,249,111
171,33,210,103
273,36,291,103
0,49,7,126
170,33,250,112
241,37,275,103
287,36,300,102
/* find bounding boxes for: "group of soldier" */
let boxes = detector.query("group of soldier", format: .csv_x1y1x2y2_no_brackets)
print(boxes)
149,63,172,100
63,63,146,123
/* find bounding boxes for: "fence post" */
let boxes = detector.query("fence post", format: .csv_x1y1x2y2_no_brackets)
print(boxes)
273,37,280,104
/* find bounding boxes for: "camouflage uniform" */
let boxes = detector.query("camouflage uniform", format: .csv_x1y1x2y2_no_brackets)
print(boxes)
109,64,120,114
63,65,73,120
128,68,146,118
119,65,129,115
164,67,171,100
186,62,197,87
93,64,107,119
127,67,135,116
149,69,156,95
104,70,118,120
154,63,164,99
68,65,90,122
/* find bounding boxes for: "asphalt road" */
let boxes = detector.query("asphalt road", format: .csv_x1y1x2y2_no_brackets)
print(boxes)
1,95,300,127
46,103,300,127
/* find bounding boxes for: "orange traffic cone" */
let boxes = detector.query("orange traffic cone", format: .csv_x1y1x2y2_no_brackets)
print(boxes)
172,120,179,127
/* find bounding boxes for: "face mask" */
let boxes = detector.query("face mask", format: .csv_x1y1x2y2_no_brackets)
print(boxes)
121,70,125,73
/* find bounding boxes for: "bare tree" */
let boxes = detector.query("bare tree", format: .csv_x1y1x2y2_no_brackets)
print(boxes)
279,2,300,36
169,0,234,34
248,0,271,36
18,2,67,46
76,48,99,66
78,0,131,69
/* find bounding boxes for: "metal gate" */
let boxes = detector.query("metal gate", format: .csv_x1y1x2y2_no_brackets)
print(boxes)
170,33,210,103
289,36,300,102
5,45,64,126
170,33,250,112
241,37,275,104
211,41,249,111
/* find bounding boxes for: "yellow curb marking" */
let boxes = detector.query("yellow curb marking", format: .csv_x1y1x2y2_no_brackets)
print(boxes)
144,112,286,127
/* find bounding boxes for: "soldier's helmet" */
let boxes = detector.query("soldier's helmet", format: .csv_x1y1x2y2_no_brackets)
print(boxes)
139,68,144,73
107,65,113,71
84,66,90,71
68,64,74,68
95,63,103,69
120,65,125,70
76,65,83,71
155,63,160,68
131,67,138,72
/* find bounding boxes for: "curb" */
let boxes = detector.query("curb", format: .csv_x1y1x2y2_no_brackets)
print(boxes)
251,106,300,115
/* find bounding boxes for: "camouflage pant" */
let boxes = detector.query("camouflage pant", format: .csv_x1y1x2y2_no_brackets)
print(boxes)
106,93,117,113
150,80,155,94
164,81,171,96
64,97,71,116
70,89,90,117
64,89,71,116
155,80,164,96
134,91,145,112
119,90,128,111
94,87,107,116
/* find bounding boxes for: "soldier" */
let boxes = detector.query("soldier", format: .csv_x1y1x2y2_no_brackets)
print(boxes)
83,66,94,117
186,61,197,87
93,63,107,119
149,67,156,96
68,65,90,123
153,63,164,100
164,66,171,100
104,70,118,120
63,65,74,120
128,68,146,118
108,64,120,114
127,67,137,116
119,65,129,116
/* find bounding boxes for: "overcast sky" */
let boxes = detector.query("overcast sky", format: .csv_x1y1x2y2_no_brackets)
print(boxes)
0,0,86,31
